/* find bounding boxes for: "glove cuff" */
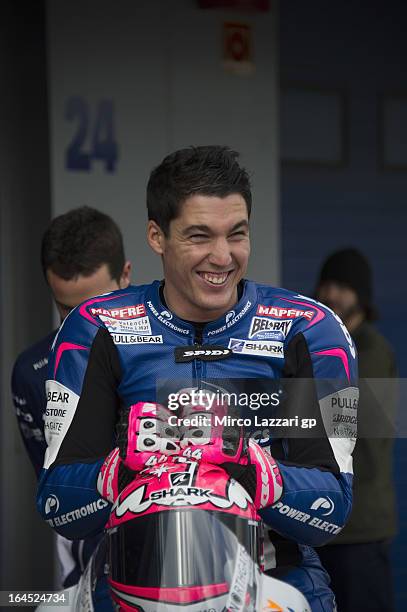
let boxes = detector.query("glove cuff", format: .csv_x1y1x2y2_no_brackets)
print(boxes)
97,448,136,504
248,440,283,509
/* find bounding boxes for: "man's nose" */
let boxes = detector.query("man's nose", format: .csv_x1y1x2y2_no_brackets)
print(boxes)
208,238,233,267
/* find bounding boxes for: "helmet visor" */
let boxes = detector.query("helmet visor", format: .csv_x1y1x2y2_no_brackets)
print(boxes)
108,509,260,592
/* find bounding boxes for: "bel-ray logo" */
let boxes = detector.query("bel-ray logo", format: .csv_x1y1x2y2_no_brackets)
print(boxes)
310,496,335,516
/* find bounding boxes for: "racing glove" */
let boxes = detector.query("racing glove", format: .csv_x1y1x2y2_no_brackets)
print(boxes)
97,402,181,503
223,439,283,510
179,395,283,509
179,394,244,463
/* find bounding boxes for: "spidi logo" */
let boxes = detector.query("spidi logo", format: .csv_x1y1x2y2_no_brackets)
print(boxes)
45,494,60,515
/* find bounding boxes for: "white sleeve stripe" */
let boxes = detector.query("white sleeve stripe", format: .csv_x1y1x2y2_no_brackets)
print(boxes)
43,380,79,470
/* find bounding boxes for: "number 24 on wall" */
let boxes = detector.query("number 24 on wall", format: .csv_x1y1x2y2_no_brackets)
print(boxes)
65,97,118,172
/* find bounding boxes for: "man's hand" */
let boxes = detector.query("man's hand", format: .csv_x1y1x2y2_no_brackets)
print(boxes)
223,439,283,509
120,401,181,471
178,394,283,509
97,402,181,503
179,396,244,463
179,395,282,508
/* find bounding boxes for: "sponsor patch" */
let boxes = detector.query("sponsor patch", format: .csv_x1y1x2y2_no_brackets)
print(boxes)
33,356,48,371
207,300,252,336
147,301,190,335
111,333,163,345
310,496,335,516
248,317,292,340
256,305,315,320
45,498,109,527
113,478,251,515
228,338,284,358
43,380,80,469
174,345,232,362
272,500,341,535
90,304,146,319
100,314,152,335
319,387,358,439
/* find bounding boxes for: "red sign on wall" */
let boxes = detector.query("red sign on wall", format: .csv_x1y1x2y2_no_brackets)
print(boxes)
199,0,270,11
223,22,254,75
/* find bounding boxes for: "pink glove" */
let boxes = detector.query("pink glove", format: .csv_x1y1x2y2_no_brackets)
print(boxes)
97,402,181,503
178,393,283,509
97,447,123,503
245,439,283,509
179,395,244,463
122,401,181,471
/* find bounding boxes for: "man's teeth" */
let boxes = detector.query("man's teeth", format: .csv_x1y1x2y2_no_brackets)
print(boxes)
201,272,228,285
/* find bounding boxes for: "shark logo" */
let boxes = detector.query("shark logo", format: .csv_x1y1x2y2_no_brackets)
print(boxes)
113,477,252,516
229,339,245,353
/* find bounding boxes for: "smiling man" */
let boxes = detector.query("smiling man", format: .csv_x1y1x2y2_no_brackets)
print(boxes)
37,147,358,611
148,193,250,320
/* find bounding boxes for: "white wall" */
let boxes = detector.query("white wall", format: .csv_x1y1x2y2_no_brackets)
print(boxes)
47,0,280,285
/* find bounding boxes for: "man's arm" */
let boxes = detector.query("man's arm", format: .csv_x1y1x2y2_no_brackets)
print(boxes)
261,308,358,547
36,308,122,540
11,353,49,477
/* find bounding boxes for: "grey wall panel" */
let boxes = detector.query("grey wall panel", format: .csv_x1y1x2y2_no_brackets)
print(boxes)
47,0,280,286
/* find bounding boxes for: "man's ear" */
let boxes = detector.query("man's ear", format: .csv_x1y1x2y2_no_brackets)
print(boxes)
119,261,132,289
147,220,165,255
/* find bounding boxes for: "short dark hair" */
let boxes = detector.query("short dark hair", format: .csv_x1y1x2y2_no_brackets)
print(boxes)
41,206,125,282
147,146,252,235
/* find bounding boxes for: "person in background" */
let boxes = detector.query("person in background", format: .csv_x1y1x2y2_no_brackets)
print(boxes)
316,247,397,612
11,206,131,588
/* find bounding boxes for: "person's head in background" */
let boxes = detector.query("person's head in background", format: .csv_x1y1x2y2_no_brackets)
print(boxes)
41,206,131,320
316,248,375,333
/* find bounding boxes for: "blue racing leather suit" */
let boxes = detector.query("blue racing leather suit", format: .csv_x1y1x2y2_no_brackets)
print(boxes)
12,331,102,588
37,280,358,609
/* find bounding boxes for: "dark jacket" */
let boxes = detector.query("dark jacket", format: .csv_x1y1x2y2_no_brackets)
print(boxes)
329,320,398,544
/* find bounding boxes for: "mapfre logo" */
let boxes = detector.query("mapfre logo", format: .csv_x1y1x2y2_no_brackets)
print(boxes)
45,494,59,515
90,304,146,319
257,305,315,321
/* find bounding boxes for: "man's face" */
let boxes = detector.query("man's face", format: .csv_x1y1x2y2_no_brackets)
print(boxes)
47,263,128,320
317,281,360,322
149,194,250,322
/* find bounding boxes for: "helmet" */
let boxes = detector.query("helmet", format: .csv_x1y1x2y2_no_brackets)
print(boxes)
106,458,262,611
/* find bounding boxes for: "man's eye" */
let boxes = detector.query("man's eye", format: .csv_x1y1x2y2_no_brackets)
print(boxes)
229,231,247,239
190,234,208,240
